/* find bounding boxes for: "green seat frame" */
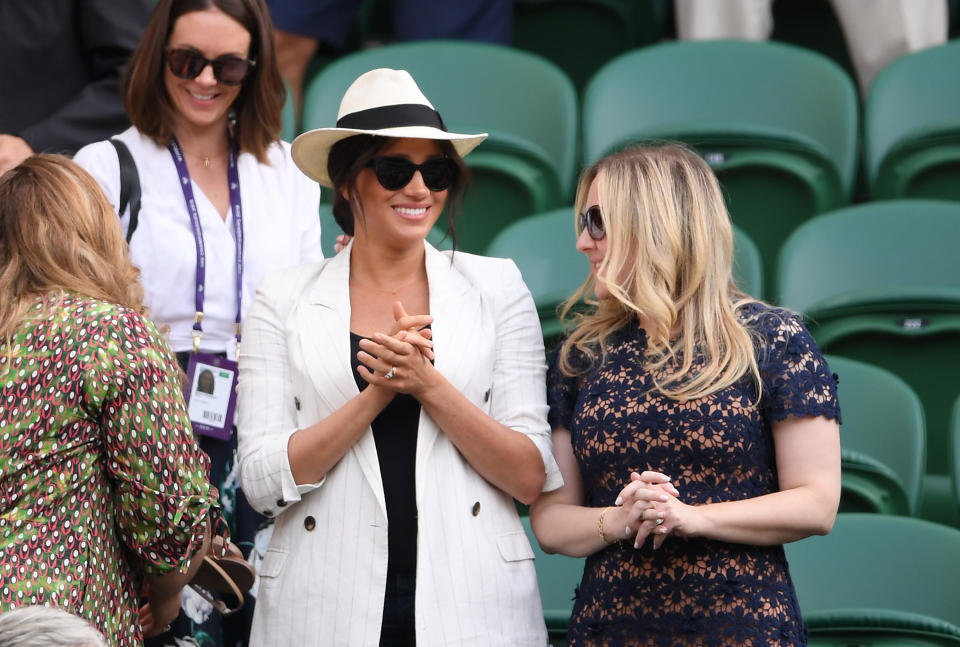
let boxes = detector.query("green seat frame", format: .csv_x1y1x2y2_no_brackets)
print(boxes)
583,39,858,295
866,40,960,201
777,199,960,525
826,355,925,516
512,0,669,93
786,513,960,645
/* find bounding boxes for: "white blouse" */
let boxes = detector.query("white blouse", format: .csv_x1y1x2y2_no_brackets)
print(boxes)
75,127,323,359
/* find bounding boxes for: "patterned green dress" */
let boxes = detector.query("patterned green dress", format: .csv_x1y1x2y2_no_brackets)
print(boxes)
0,294,218,647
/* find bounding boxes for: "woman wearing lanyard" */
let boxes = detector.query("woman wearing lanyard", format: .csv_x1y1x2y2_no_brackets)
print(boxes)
74,0,322,645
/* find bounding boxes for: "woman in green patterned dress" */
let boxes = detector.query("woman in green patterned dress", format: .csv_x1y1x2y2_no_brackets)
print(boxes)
0,155,219,647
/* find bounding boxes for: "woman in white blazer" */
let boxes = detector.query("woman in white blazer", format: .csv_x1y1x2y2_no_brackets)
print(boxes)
236,68,562,647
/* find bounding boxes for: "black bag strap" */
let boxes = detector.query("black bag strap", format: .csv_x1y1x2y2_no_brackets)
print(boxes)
108,138,141,243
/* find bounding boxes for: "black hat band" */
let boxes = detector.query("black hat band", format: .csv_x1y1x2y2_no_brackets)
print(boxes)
336,103,447,132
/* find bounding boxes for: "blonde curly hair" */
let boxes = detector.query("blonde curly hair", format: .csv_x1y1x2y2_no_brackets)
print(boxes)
559,143,763,402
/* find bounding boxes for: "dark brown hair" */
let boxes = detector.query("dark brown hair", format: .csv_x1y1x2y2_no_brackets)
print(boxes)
123,0,284,162
327,135,470,248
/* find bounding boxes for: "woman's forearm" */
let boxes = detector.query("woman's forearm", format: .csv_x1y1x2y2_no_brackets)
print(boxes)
531,500,631,557
286,385,393,485
689,486,838,545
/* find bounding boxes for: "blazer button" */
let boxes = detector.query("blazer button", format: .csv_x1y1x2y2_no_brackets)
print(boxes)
277,499,287,508
304,515,316,531
472,502,481,516
263,510,274,517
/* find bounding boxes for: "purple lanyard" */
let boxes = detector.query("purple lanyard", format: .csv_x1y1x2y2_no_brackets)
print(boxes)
169,136,244,353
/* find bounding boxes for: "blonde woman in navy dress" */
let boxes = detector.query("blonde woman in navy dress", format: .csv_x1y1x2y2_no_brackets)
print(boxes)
531,144,842,646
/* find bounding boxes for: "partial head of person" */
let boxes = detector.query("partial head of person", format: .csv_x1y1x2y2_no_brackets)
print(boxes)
0,155,145,341
124,0,284,161
291,68,486,249
561,143,759,400
0,606,107,647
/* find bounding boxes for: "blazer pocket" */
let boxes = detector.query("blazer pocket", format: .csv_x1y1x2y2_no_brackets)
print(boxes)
258,547,289,579
496,530,535,563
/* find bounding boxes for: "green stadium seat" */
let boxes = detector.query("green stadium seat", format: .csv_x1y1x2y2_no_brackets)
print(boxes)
301,40,579,253
732,224,763,300
582,39,858,294
777,199,960,526
281,82,297,143
521,515,584,646
826,355,925,516
866,40,960,201
484,208,584,349
786,513,960,645
951,395,960,521
512,0,669,93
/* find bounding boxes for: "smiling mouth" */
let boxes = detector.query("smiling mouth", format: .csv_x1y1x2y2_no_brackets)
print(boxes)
188,90,217,101
395,207,427,216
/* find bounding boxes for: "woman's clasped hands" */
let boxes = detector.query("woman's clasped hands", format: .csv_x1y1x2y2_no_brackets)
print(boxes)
615,470,700,550
357,302,437,396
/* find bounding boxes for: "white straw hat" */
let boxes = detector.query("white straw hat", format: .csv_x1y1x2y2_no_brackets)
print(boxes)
291,68,488,187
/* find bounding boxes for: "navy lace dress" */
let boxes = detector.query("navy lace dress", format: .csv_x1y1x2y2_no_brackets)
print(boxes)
547,304,841,647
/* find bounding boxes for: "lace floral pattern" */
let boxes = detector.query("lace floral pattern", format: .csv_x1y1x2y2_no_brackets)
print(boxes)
547,303,840,647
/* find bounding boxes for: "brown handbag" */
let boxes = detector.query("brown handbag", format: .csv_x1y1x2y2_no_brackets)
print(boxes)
189,536,256,615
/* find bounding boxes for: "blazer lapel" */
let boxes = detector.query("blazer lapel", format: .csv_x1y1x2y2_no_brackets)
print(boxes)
417,244,486,471
296,244,386,515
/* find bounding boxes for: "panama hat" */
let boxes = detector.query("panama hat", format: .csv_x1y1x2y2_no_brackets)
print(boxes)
291,68,487,187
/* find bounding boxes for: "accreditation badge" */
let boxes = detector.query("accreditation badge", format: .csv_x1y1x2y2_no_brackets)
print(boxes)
185,352,238,440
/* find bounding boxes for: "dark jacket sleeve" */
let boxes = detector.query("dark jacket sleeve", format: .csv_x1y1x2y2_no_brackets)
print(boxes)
12,0,153,154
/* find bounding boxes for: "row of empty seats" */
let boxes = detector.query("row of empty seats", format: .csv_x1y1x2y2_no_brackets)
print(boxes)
294,38,960,297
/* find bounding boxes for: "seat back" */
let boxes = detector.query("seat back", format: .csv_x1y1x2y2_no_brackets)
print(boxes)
777,200,960,315
786,514,960,629
951,394,960,522
732,225,763,300
778,200,960,524
513,0,669,92
583,40,858,292
826,355,925,515
281,81,297,142
484,207,586,348
866,40,960,200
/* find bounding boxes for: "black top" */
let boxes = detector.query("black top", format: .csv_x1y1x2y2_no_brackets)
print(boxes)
350,332,420,578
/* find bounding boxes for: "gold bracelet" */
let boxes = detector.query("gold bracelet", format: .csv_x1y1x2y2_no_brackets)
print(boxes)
597,506,615,544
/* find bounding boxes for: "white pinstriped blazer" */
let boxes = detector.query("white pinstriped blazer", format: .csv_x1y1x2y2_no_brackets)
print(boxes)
236,241,562,647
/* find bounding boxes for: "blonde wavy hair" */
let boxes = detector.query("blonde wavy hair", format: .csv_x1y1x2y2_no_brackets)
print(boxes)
0,155,146,344
559,143,762,402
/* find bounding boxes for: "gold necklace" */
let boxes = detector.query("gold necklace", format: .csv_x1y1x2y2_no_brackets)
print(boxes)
182,149,227,168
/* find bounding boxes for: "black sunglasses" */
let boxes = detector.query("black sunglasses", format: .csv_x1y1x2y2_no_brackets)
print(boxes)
165,48,256,86
366,157,458,192
578,205,605,240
